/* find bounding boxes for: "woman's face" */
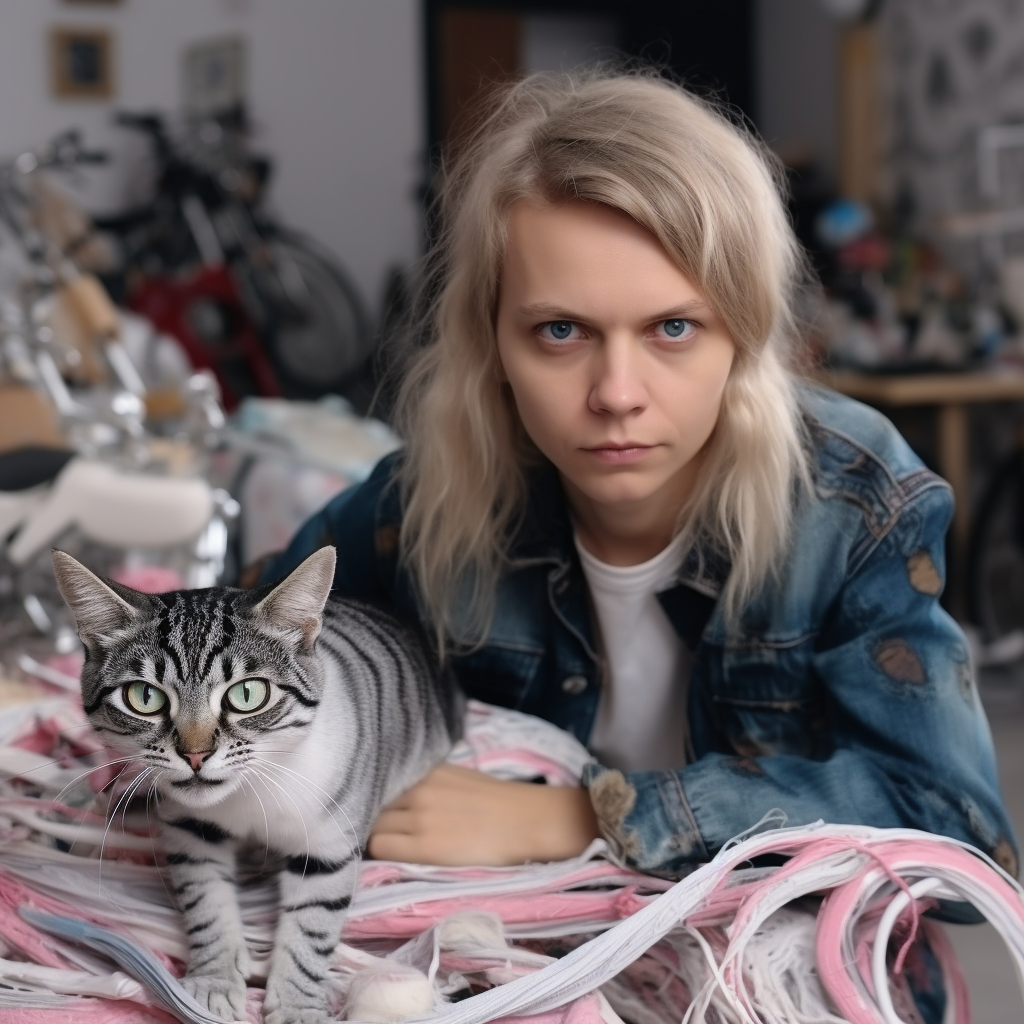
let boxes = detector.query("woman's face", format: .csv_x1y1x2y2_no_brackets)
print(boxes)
495,200,735,552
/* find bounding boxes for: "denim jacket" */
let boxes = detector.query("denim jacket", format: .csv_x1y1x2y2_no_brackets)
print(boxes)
263,385,1017,882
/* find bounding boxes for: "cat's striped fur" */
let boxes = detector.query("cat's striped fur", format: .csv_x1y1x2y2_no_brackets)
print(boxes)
52,546,463,1024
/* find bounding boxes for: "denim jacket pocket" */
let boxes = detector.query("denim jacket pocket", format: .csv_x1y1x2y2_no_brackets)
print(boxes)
713,639,825,759
452,642,544,711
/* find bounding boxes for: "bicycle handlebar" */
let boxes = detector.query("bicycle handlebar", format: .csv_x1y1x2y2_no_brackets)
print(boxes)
114,111,171,159
7,130,110,175
115,112,166,137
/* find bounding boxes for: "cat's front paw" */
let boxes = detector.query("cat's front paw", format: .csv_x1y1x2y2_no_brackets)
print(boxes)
263,974,331,1024
181,971,248,1022
262,1004,331,1024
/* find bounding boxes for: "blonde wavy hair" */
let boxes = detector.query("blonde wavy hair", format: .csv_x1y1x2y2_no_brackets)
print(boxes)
394,68,812,646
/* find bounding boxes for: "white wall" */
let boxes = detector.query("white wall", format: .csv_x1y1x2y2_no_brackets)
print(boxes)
0,0,424,315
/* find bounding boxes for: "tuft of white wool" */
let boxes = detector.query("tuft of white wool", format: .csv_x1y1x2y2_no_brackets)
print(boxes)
346,962,438,1023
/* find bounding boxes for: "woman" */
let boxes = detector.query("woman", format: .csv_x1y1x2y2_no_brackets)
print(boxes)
262,70,1015,889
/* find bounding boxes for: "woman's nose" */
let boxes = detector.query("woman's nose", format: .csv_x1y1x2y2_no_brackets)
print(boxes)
588,340,648,415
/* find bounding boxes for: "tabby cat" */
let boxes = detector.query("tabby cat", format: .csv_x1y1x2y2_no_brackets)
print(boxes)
52,546,464,1024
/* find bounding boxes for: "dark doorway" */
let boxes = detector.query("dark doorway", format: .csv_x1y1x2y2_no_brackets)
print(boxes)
424,0,755,159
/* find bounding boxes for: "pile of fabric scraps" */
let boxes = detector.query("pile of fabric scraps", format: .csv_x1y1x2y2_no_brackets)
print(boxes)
2,696,1024,1024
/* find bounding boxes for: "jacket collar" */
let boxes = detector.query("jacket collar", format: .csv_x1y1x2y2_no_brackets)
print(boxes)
506,462,577,565
507,461,732,599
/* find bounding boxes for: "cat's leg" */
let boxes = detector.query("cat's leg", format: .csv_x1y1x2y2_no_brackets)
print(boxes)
263,847,360,1024
160,816,251,1022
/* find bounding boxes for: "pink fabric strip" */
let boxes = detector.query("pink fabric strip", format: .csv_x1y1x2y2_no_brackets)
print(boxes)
6,697,1021,1024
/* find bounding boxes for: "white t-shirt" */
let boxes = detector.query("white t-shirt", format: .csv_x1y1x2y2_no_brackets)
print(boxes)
575,531,692,772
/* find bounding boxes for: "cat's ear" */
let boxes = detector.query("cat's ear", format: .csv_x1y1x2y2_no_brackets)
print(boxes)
253,546,336,651
51,549,144,652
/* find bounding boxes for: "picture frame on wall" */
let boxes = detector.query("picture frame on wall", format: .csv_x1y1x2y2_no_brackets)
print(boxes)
50,27,115,99
182,36,247,117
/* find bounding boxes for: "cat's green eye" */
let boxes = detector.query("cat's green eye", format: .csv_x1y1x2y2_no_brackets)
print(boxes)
225,679,269,714
124,681,167,715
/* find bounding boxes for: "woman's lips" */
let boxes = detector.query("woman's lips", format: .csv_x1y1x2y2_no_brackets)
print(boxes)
583,444,656,464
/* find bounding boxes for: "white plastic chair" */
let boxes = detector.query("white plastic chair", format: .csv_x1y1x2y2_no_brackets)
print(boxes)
7,457,214,567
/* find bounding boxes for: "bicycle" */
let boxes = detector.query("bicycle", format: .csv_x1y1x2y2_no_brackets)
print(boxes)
0,131,238,657
96,108,372,406
968,420,1024,666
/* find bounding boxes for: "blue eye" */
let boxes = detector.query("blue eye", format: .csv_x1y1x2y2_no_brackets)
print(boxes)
541,321,577,342
660,318,693,339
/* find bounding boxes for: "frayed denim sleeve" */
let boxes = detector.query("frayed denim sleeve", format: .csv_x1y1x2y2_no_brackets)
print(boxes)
582,483,1018,883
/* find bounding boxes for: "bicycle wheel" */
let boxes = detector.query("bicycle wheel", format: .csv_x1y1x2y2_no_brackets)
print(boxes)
255,230,372,397
968,444,1024,644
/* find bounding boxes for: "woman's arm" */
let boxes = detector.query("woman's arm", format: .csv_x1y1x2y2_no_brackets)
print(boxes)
269,456,598,865
367,764,600,865
582,483,1019,879
368,482,1017,880
271,455,1016,880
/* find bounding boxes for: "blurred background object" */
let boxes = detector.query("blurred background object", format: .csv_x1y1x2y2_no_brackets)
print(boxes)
3,0,1024,690
3,1,1024,1016
6,2,1024,684
425,1,754,152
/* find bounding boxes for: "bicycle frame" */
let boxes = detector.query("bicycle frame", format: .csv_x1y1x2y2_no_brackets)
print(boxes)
126,263,280,410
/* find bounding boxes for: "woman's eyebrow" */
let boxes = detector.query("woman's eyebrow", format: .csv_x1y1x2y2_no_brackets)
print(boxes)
517,300,712,320
644,301,713,321
517,302,586,319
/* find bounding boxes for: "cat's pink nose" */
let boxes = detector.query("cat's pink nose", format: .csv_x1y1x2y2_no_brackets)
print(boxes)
183,751,213,772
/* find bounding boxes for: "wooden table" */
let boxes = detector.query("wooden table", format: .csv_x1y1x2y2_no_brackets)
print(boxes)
820,368,1024,616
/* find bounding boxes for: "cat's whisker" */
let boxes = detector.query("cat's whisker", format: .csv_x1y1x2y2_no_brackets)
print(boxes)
271,775,361,853
99,767,153,849
239,774,273,870
4,749,136,786
47,758,146,858
250,758,360,851
244,762,314,859
281,768,360,848
96,765,155,903
48,755,145,808
253,748,316,757
143,777,184,911
242,764,292,868
251,757,355,833
102,765,153,856
250,760,361,877
240,761,286,815
119,764,155,836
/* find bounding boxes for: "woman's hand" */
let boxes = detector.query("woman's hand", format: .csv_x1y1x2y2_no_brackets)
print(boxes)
366,764,601,866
